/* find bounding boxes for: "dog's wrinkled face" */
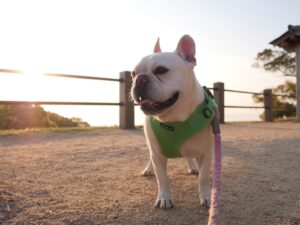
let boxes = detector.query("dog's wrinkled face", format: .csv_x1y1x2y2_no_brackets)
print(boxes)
131,53,186,115
131,35,196,116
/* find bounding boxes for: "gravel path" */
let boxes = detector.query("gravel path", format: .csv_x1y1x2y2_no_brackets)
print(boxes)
0,122,299,225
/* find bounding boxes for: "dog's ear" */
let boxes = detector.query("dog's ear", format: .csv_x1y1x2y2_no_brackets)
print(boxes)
176,35,196,66
153,38,161,53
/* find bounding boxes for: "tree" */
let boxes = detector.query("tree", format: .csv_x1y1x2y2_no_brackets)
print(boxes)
253,49,296,120
253,49,296,76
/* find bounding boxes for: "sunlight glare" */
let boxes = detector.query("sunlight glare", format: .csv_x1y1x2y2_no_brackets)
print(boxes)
18,69,44,102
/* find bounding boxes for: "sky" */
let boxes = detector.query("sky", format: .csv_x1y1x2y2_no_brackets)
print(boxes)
0,0,299,126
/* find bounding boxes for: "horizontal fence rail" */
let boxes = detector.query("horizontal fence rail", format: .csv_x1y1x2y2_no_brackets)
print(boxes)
225,105,265,109
0,101,121,106
44,73,122,82
0,68,122,82
223,89,263,95
0,69,294,127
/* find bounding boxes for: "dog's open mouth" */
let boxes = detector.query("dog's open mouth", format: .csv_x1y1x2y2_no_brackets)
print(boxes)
137,92,179,115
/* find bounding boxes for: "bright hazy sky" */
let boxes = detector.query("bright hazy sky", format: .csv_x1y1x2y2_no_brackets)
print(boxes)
0,0,299,125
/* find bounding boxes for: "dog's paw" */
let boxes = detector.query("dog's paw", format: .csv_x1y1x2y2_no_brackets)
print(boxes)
155,198,174,209
187,168,199,175
200,198,210,209
155,192,174,209
199,188,211,209
141,168,155,176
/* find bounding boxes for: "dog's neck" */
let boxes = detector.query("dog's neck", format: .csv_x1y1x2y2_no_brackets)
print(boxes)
154,71,205,123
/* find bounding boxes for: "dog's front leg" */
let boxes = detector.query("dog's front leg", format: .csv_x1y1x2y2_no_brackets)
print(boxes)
195,151,212,208
151,153,173,209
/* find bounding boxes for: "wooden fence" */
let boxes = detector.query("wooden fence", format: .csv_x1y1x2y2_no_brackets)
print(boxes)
0,69,290,128
0,69,134,129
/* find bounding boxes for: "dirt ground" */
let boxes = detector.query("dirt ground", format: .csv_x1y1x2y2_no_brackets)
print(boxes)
0,122,299,225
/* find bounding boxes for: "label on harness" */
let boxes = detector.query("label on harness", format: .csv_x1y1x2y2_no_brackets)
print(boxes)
160,123,174,131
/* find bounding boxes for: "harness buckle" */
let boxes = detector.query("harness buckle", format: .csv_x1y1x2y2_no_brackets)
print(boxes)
203,107,212,119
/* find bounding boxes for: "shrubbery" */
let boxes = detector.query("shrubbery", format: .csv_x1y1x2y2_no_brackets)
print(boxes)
0,105,89,129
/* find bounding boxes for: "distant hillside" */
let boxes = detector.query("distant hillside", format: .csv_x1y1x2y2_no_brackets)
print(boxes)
0,105,89,129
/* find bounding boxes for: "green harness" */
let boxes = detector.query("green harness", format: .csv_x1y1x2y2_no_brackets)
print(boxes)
149,88,217,158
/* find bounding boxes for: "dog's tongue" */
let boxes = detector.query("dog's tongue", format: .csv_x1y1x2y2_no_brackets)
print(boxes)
140,99,156,107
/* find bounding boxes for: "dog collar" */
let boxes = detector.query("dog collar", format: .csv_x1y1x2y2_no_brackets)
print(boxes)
149,87,217,158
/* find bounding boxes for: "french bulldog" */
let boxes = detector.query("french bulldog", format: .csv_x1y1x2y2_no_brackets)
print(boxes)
131,35,214,209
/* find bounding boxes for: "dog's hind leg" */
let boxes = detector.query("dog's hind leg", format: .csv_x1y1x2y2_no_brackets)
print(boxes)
141,159,155,176
186,158,199,175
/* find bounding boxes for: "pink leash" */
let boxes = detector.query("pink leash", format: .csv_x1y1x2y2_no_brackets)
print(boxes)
208,117,222,225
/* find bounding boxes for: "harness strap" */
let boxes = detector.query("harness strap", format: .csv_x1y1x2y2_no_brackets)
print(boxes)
149,88,217,158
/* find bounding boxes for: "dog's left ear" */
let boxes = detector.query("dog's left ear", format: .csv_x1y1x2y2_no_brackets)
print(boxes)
176,35,196,66
153,38,161,53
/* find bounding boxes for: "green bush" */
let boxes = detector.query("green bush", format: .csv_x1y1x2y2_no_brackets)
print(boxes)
0,105,89,130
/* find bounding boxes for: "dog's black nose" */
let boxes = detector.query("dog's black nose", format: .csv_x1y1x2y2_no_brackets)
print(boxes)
136,74,148,87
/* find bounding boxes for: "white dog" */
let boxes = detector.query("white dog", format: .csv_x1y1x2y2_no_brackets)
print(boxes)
131,35,216,209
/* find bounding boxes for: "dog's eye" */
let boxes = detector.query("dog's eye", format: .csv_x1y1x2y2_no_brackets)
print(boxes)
153,66,169,75
131,71,136,78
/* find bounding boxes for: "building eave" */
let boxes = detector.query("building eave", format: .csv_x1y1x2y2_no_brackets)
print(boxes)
270,25,300,52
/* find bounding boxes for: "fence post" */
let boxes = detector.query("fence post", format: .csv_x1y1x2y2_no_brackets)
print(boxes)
213,82,225,124
263,89,273,122
119,71,134,129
